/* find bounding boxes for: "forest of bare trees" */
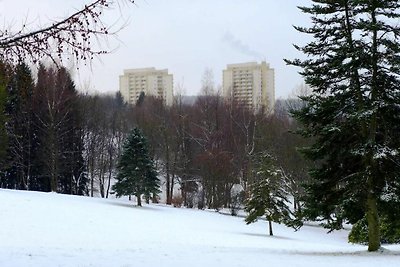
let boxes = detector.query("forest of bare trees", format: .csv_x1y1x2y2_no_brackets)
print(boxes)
81,83,312,212
0,62,312,211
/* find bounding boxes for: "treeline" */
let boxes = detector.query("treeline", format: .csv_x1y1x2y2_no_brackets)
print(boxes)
0,62,131,196
131,93,312,211
0,62,86,194
0,63,311,211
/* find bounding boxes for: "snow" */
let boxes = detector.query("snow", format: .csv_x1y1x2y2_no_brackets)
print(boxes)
0,189,399,267
373,146,399,159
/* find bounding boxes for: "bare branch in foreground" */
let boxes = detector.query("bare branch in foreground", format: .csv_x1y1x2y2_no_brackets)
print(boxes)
0,0,134,65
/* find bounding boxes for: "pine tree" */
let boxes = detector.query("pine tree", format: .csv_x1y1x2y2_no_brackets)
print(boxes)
113,128,160,206
0,72,8,171
286,0,400,251
0,61,12,185
29,65,50,192
55,68,86,195
5,63,35,190
245,152,293,236
32,65,87,193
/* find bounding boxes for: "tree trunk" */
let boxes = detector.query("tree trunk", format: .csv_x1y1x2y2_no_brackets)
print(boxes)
181,183,187,206
137,194,142,207
170,172,175,203
166,171,171,205
106,164,112,199
366,191,380,251
366,4,381,253
50,154,58,192
164,129,172,205
268,220,273,236
99,147,106,198
90,169,94,197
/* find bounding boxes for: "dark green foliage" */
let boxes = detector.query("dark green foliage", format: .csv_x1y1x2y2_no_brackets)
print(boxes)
0,74,8,169
136,91,145,106
55,68,87,195
349,216,400,245
245,152,295,235
287,0,400,251
32,66,86,194
0,64,86,194
349,218,369,245
113,128,160,206
0,62,12,173
115,91,126,108
4,63,35,190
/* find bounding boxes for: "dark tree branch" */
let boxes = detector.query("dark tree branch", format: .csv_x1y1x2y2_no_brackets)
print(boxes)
0,0,134,65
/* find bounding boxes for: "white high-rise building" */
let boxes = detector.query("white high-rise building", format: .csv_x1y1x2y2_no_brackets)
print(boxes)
222,61,275,112
119,68,173,106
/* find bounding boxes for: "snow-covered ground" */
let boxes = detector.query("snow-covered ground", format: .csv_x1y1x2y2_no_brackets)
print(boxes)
0,189,399,267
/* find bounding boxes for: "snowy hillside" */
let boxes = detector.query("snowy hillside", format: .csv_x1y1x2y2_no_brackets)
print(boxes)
0,189,399,267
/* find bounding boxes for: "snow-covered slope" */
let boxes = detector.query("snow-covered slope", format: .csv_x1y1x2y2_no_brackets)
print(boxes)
0,189,399,267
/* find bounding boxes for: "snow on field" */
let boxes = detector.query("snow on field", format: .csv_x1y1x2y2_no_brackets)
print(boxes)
0,189,399,267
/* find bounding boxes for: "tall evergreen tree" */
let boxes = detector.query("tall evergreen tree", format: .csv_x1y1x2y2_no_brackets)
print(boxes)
55,68,87,195
5,63,35,190
113,128,160,206
33,66,86,193
287,0,400,251
0,70,8,173
0,61,12,186
29,65,51,192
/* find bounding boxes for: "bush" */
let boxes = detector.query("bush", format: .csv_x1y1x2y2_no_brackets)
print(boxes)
348,218,369,244
349,216,400,244
171,196,183,208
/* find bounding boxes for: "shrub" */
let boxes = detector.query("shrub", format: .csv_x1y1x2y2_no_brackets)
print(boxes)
349,216,400,244
171,196,183,208
348,218,369,245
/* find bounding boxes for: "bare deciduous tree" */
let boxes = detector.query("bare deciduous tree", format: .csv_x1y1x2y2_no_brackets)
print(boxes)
0,0,134,64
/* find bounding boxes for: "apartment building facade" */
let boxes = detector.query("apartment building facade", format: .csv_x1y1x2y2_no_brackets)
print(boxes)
119,68,174,106
222,61,275,112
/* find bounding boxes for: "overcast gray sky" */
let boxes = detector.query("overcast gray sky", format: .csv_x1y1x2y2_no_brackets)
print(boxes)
1,0,312,98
